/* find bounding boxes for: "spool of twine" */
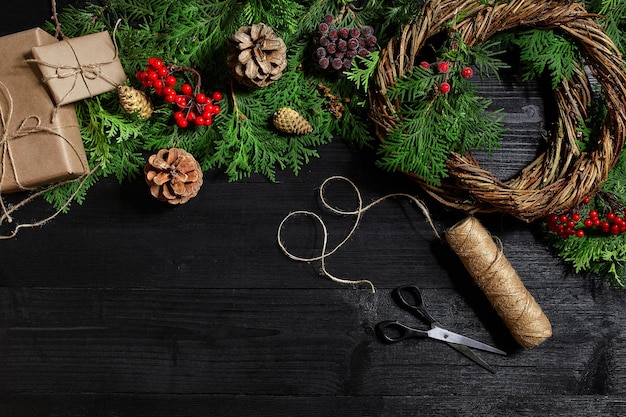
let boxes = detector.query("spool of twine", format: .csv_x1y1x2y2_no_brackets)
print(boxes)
445,216,552,348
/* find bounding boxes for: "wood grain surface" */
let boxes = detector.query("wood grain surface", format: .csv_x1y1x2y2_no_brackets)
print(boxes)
1,1,625,416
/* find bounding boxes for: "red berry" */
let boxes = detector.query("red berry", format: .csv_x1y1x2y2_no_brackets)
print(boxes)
589,210,599,219
175,96,187,108
583,219,593,227
195,116,205,126
158,67,169,77
437,61,450,73
212,105,221,115
135,70,145,81
461,66,473,79
152,58,164,69
196,93,208,104
181,83,193,96
174,111,185,120
212,91,223,101
559,214,568,223
165,76,177,87
186,111,197,121
576,229,585,238
153,79,164,89
164,93,176,103
583,197,591,204
204,117,213,126
176,117,188,128
420,61,430,69
607,212,616,221
571,213,581,222
439,82,451,94
611,224,620,235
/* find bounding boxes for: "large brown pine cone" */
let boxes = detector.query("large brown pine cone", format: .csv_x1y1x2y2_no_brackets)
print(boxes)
144,148,203,204
227,23,287,88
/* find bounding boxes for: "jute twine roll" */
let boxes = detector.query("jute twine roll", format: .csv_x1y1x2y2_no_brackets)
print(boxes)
445,216,552,348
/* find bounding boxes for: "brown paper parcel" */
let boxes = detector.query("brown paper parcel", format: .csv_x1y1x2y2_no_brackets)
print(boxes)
31,31,127,106
0,28,88,193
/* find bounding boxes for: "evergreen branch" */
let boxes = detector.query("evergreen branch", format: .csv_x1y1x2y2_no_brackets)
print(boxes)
345,51,380,91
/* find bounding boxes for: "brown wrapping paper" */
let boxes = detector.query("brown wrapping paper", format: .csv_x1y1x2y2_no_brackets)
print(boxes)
0,28,88,193
31,31,127,106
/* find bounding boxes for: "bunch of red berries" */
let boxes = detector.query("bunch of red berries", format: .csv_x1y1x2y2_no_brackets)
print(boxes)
546,196,626,239
315,14,377,74
419,60,474,94
136,58,223,128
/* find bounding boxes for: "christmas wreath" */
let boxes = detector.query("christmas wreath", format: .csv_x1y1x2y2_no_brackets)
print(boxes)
369,0,626,223
4,0,626,287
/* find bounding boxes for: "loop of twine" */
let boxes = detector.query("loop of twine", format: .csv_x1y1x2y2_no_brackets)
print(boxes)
445,216,552,348
277,176,441,293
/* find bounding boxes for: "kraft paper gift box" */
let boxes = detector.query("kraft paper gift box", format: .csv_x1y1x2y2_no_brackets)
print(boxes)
0,28,89,193
31,30,127,106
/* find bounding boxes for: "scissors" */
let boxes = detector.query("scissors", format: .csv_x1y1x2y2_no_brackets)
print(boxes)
376,285,506,373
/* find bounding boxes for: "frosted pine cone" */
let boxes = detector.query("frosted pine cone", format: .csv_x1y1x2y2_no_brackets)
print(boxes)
118,85,153,118
273,107,313,135
144,148,203,204
227,23,287,88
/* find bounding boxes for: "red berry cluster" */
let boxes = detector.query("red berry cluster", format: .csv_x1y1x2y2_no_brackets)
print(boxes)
315,14,377,74
546,197,626,239
136,58,223,128
419,60,474,94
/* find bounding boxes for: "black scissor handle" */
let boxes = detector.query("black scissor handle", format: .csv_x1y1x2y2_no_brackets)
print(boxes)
392,285,438,325
376,320,428,344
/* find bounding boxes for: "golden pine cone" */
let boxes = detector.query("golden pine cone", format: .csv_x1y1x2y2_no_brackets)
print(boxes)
118,85,153,119
144,148,203,204
273,107,313,135
227,23,287,88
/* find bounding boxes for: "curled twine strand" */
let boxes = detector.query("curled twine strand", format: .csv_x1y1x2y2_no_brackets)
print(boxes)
277,176,441,293
27,19,123,110
0,80,94,237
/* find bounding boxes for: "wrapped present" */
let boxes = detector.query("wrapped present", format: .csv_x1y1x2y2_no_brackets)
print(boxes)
30,30,127,106
0,28,89,193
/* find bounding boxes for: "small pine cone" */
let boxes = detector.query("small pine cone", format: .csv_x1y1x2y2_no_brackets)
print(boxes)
144,148,203,204
273,107,313,135
118,85,153,118
227,23,287,88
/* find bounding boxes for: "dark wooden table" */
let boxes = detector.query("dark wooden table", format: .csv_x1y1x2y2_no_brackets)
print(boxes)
1,1,625,416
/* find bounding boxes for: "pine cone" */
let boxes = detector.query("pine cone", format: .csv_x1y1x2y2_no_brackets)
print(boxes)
118,85,153,119
144,148,203,204
273,107,313,135
227,23,287,88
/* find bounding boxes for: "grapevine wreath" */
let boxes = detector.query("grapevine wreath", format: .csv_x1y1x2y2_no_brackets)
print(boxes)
369,0,626,223
3,0,626,286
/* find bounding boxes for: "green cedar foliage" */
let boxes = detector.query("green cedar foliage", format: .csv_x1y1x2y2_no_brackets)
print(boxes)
375,40,507,186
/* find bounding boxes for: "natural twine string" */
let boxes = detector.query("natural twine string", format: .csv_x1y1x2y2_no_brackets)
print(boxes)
277,176,440,293
445,216,552,348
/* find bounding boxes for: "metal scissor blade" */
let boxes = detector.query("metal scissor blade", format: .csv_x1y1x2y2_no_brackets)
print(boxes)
445,342,496,373
427,327,507,356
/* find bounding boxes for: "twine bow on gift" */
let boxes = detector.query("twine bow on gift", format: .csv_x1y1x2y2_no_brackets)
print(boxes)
0,80,94,238
27,19,124,107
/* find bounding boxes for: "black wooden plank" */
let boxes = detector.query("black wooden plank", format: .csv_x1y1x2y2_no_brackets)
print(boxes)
0,394,625,417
